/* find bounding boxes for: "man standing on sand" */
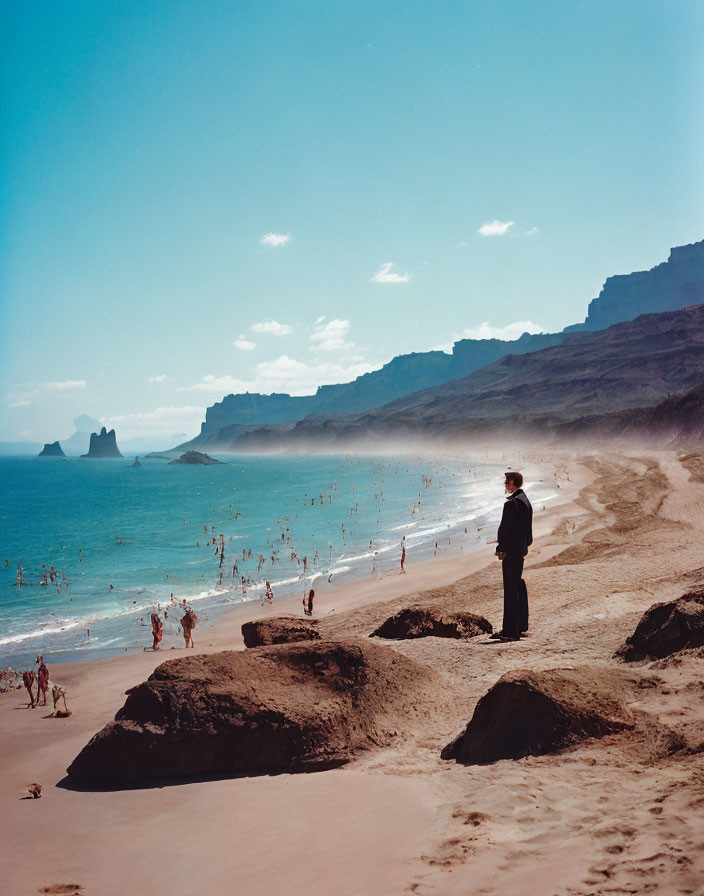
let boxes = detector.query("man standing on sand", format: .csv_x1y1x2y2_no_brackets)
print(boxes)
491,471,532,642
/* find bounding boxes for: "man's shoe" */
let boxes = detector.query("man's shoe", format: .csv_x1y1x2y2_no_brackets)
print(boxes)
489,631,506,640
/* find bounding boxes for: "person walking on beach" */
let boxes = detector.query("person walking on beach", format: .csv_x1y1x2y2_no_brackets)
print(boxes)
151,611,163,650
22,670,35,708
180,608,196,648
400,537,406,573
36,656,49,706
491,471,532,642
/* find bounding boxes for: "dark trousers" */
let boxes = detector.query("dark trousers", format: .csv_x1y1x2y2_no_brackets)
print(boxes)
501,555,529,637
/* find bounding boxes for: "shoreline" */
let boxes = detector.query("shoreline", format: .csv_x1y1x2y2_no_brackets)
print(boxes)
1,451,567,669
5,451,585,678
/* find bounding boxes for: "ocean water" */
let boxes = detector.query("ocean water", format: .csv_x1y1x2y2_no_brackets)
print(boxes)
0,454,556,668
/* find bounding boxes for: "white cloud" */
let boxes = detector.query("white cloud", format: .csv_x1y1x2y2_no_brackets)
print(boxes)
185,355,381,398
309,318,353,353
147,374,167,383
260,232,291,247
455,320,546,341
234,337,256,351
107,405,206,439
478,219,514,237
315,315,326,324
5,379,87,407
250,320,293,336
43,380,87,391
371,262,410,284
525,226,539,236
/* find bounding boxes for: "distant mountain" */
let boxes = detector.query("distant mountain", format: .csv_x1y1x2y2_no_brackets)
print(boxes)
565,238,704,332
177,238,704,452
178,333,561,451
63,415,103,456
223,303,704,450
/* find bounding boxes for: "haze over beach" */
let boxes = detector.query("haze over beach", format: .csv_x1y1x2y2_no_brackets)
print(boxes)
2,3,704,895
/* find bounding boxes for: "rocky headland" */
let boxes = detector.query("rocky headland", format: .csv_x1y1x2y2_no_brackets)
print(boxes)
171,238,704,454
208,303,704,451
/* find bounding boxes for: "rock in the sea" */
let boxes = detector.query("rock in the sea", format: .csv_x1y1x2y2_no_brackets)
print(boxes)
241,617,320,647
372,607,492,640
81,427,123,458
616,588,704,661
67,639,441,786
38,441,65,457
168,450,222,465
441,668,634,765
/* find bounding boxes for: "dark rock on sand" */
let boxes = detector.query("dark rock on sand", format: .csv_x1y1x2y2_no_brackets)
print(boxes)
441,667,634,765
168,450,221,465
241,617,320,647
81,427,123,458
67,639,441,786
38,441,65,457
616,588,704,661
372,607,492,640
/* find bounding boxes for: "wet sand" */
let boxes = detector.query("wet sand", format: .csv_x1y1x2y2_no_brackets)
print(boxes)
3,449,704,895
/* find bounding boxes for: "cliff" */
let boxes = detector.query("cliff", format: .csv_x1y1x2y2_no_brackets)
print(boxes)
38,441,65,457
81,427,123,458
225,303,704,450
179,335,562,451
176,237,704,451
565,239,704,333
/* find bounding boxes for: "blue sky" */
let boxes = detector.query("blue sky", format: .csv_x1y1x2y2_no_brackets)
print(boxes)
2,0,703,443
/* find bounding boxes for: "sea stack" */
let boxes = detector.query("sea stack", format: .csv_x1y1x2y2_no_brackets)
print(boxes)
38,441,65,457
81,427,123,458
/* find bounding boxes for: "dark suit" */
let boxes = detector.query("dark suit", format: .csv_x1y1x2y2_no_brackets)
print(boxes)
496,488,533,638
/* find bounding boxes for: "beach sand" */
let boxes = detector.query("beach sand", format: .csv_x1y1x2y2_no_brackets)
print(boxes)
3,449,704,895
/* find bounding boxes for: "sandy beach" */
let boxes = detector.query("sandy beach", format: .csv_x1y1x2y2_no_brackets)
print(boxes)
3,448,704,896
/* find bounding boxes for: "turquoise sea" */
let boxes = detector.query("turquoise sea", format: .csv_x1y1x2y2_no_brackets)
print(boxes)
0,454,556,668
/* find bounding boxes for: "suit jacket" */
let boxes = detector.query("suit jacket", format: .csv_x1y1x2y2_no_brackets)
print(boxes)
497,489,533,558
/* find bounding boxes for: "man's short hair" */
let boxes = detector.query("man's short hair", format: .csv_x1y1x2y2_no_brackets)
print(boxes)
505,471,523,488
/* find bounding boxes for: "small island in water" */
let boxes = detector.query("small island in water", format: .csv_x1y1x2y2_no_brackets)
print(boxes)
168,450,222,465
81,427,123,458
38,441,65,457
